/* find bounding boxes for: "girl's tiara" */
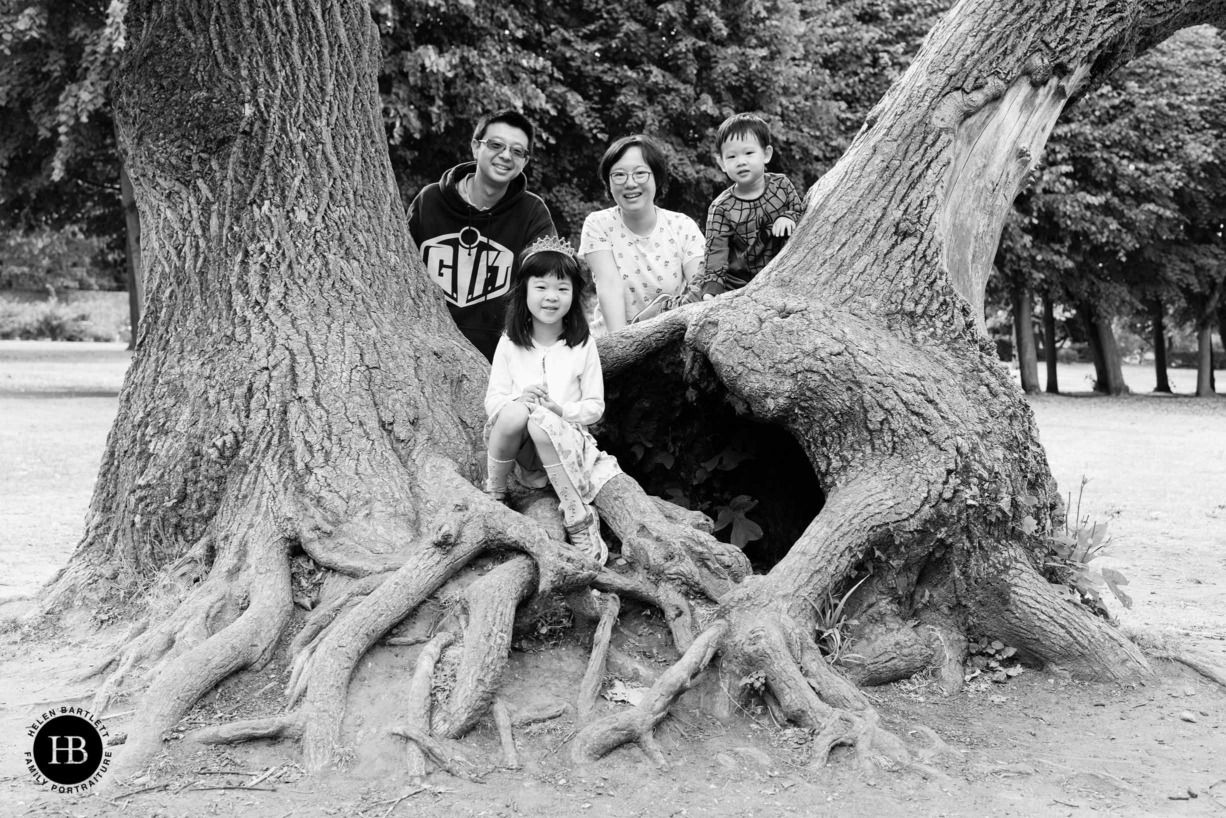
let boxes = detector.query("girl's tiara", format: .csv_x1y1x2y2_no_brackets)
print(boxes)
522,234,576,260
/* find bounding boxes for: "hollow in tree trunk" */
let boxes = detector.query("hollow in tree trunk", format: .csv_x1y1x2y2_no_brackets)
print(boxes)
40,0,1226,788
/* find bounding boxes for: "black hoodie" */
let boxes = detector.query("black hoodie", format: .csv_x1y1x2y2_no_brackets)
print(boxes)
408,162,555,361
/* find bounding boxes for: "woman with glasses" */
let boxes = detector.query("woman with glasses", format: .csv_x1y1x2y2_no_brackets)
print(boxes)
578,135,705,334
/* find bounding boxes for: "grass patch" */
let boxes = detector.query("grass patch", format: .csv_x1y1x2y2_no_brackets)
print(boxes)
0,297,125,342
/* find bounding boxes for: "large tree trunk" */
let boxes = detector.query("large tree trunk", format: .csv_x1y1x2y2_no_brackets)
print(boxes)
1013,282,1040,393
1078,300,1129,395
1042,291,1059,394
1150,298,1172,394
43,0,1226,788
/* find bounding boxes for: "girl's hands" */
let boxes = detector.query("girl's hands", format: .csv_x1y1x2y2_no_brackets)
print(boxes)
518,384,562,415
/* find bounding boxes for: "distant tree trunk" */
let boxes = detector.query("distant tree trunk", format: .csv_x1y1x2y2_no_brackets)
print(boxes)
1079,300,1128,394
1196,323,1215,396
1150,298,1172,393
1042,291,1059,394
1218,300,1226,370
119,157,143,350
1013,282,1039,393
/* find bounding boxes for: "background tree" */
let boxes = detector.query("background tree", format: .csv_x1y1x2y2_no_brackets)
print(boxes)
997,25,1226,395
0,0,139,334
37,0,1226,790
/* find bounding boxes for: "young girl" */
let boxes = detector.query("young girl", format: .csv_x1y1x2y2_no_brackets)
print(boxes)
483,235,621,565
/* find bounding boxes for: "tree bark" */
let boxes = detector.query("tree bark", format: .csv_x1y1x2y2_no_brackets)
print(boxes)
118,155,143,350
1013,282,1039,393
44,0,1226,786
1150,298,1171,394
1042,291,1059,394
1079,300,1128,395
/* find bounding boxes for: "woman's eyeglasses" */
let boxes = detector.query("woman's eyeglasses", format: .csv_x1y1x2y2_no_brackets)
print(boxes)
609,169,652,186
475,138,530,162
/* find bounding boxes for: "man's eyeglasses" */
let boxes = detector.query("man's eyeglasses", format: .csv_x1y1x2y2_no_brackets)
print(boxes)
475,138,530,162
609,169,652,186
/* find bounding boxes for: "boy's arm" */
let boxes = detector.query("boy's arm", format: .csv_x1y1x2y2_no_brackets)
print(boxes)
778,175,805,224
701,199,733,298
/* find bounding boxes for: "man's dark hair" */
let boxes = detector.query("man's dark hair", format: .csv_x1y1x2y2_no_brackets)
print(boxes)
597,134,669,200
473,109,536,151
715,113,772,154
504,251,591,348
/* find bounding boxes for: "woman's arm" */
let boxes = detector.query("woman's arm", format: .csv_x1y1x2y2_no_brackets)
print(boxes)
586,249,627,333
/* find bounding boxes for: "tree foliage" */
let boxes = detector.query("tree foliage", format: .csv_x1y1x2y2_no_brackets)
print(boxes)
997,25,1226,333
377,0,946,236
0,0,127,285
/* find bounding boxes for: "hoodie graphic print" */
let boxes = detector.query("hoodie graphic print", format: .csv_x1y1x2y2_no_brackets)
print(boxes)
408,162,555,361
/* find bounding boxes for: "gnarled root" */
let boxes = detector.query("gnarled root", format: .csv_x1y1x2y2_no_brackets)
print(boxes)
596,474,749,601
402,631,454,777
191,714,304,744
962,541,1153,682
722,607,944,779
574,590,621,720
433,555,537,737
102,490,292,790
572,622,726,766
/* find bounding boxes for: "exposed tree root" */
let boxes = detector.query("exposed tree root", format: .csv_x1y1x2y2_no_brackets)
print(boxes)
191,715,304,744
289,572,390,658
389,725,479,782
572,622,726,766
595,475,749,601
102,488,291,790
576,591,620,720
1149,651,1226,688
433,555,537,737
403,631,454,778
491,697,519,768
962,541,1153,682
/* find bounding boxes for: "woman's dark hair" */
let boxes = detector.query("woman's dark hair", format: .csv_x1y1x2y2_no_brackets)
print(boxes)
598,134,668,200
505,250,591,349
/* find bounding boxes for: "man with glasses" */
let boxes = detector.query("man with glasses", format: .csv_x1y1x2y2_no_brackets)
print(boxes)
408,110,556,361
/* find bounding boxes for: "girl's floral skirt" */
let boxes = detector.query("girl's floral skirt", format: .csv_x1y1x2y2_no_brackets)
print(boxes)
484,405,621,504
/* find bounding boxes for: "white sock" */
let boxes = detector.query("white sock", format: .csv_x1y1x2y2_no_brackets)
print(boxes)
486,455,515,492
543,462,586,524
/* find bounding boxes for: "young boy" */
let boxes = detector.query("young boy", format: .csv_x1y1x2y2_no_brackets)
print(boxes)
699,114,804,298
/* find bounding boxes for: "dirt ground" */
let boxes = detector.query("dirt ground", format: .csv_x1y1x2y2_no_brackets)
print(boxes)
1,341,1224,817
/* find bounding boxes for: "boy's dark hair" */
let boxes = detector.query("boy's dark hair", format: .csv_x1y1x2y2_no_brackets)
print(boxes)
715,113,772,154
505,251,591,349
474,109,536,151
598,134,668,200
